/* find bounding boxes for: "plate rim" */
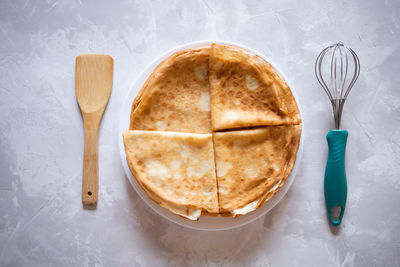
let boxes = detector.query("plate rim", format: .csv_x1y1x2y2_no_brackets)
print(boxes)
118,40,304,231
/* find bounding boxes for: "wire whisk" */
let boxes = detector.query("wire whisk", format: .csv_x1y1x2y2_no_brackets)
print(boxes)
315,42,360,129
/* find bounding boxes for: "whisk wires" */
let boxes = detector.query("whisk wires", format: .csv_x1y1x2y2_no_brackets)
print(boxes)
315,42,360,129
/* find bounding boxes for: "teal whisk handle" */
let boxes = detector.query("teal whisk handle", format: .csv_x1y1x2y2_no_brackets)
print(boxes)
324,130,348,226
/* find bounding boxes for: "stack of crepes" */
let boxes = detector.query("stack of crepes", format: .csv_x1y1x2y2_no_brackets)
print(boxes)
123,43,302,220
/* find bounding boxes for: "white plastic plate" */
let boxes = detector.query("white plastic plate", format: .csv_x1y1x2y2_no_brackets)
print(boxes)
118,40,304,231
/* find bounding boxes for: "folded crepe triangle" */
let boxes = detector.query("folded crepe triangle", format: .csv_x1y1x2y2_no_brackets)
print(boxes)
123,131,219,220
213,125,302,216
130,47,212,134
209,43,301,131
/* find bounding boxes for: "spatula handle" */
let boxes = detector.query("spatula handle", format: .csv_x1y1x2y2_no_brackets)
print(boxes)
324,129,348,226
82,123,99,206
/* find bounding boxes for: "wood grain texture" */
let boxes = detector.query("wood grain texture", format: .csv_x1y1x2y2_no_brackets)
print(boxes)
75,54,113,206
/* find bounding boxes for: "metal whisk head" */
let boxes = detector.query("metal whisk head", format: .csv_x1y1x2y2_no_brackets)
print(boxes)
315,42,360,129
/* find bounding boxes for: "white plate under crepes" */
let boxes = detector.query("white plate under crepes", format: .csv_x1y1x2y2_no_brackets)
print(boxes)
118,40,304,231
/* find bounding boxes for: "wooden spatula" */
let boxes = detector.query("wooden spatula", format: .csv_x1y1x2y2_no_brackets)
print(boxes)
75,54,113,206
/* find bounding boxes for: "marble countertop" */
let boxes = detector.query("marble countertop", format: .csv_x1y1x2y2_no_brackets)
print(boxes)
1,0,399,266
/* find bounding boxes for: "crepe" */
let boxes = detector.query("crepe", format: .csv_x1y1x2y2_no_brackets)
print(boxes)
124,44,303,220
123,130,219,220
209,43,301,131
130,47,211,133
213,125,302,215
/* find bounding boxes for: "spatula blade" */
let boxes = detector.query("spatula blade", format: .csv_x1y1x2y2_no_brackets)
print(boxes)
75,54,113,113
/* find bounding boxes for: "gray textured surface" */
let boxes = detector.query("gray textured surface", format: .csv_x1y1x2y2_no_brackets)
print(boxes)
0,0,399,266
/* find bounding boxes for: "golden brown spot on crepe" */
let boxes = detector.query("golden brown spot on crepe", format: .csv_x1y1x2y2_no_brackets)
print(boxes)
255,104,263,111
227,142,233,149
